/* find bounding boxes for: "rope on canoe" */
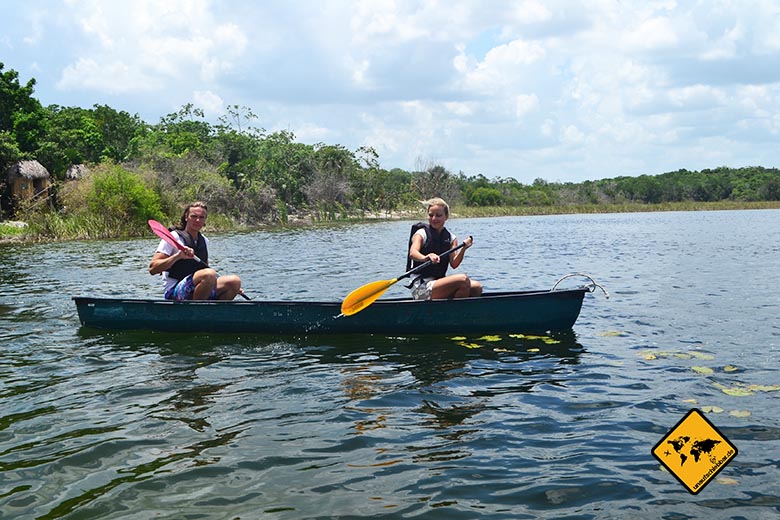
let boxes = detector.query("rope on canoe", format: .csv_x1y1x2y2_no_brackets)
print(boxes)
551,273,610,299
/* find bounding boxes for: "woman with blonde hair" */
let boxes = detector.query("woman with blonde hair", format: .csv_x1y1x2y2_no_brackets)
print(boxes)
407,197,482,300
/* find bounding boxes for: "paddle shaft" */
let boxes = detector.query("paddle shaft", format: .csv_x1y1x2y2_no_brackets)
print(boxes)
400,240,469,281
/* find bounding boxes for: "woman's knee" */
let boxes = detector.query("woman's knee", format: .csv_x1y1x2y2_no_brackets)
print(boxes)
195,269,218,284
454,273,470,286
218,274,242,290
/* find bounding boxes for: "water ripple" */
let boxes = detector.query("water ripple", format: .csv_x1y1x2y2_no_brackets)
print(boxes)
2,211,780,518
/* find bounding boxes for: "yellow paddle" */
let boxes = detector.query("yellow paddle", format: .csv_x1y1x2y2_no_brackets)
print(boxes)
340,240,468,316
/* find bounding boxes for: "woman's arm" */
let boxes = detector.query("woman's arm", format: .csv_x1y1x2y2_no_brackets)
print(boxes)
409,231,438,264
149,248,193,275
449,236,472,268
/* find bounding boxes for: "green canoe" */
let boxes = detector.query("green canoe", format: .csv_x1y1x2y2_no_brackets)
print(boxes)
73,285,595,335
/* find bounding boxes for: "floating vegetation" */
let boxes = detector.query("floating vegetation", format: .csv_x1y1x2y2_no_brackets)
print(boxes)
749,385,780,392
723,365,739,373
448,332,565,350
701,406,751,417
508,333,560,345
713,382,780,397
691,366,714,375
717,386,754,397
639,349,715,361
599,330,628,337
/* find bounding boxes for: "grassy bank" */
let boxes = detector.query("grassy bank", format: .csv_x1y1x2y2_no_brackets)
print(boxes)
452,200,780,218
3,200,780,244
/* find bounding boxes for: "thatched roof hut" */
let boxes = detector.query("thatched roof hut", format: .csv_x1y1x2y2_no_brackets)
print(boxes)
5,160,52,202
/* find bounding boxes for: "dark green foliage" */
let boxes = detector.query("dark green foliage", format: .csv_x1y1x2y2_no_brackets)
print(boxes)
86,164,164,227
468,187,502,206
3,63,780,236
0,62,46,160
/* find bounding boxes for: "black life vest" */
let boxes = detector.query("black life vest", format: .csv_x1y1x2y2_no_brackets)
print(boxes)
166,229,208,281
407,222,452,280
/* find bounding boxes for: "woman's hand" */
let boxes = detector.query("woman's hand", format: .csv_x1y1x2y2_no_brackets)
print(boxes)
179,247,195,259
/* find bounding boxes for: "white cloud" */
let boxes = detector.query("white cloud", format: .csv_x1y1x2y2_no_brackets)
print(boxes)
667,84,727,109
561,124,585,145
291,123,334,143
192,90,224,117
515,94,539,118
58,58,162,93
460,38,546,93
55,0,247,94
4,0,780,183
622,17,679,50
509,0,552,24
445,102,473,117
700,23,743,60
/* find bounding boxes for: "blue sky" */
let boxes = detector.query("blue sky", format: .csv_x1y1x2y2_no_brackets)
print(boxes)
2,0,779,184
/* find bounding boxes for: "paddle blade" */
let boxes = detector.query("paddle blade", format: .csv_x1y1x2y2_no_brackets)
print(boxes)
148,219,184,252
340,278,398,316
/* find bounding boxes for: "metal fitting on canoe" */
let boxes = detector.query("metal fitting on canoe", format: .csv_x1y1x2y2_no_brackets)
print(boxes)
551,273,610,299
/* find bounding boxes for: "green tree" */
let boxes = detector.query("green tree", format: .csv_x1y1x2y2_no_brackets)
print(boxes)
0,64,47,163
0,130,22,170
412,163,460,202
35,105,102,177
87,163,164,227
254,130,314,206
92,104,144,161
156,103,213,156
468,186,502,206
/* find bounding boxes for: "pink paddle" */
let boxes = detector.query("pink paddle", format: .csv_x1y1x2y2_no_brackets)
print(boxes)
148,219,250,300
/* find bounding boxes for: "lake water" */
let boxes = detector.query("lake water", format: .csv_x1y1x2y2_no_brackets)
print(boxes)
1,210,778,519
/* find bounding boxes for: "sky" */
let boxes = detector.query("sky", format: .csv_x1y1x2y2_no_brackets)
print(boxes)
2,0,780,184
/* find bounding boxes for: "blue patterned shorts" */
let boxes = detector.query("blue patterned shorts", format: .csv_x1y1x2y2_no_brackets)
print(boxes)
165,274,217,301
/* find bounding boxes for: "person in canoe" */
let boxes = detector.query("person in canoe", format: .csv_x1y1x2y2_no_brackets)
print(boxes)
407,197,483,300
149,202,243,300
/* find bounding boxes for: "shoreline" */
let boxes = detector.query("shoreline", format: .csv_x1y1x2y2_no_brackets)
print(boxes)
3,200,780,245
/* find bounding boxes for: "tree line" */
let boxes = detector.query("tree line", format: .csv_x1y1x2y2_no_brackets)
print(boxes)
2,62,779,238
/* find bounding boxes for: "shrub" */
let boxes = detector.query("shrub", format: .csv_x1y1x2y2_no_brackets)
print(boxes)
58,163,164,235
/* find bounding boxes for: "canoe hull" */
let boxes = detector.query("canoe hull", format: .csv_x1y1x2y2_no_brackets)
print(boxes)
73,288,588,335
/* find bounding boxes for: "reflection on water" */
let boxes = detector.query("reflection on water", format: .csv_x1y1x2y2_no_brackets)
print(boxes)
1,210,779,518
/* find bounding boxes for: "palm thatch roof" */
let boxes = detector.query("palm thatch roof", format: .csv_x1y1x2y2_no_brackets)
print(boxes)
6,160,50,181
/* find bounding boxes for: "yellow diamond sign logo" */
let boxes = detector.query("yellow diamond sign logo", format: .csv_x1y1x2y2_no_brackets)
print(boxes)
652,408,738,494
